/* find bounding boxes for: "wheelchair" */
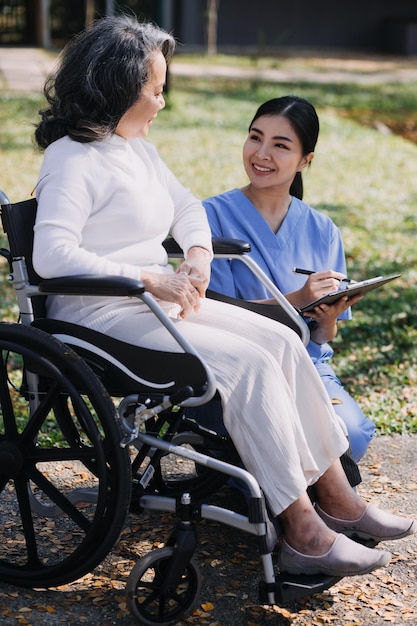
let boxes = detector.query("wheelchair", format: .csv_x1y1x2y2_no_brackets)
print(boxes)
0,189,340,625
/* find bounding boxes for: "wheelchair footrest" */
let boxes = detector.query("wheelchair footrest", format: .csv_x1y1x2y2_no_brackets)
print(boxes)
259,572,341,605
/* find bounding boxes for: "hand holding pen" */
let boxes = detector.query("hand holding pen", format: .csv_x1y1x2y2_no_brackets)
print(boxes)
290,268,363,329
292,267,356,284
290,267,357,313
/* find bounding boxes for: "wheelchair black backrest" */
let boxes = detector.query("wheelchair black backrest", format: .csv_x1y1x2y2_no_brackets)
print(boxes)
1,197,38,281
0,197,47,318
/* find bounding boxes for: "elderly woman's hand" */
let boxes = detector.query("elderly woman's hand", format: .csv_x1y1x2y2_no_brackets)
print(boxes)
176,246,212,298
140,270,200,318
140,247,211,318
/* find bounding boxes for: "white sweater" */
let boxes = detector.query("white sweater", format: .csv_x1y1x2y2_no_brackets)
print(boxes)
33,134,213,330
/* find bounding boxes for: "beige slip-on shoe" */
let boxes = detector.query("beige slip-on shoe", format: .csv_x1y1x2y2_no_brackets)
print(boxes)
278,533,391,577
316,503,417,543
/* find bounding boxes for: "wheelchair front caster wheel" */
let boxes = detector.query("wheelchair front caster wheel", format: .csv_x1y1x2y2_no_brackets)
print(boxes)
126,546,202,625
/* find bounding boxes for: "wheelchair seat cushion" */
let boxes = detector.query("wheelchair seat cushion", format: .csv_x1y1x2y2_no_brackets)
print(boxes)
32,318,209,398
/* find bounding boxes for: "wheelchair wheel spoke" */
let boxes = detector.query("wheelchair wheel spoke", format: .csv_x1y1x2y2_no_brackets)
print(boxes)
14,475,42,568
28,466,93,532
18,380,62,444
0,355,19,436
25,444,100,464
140,588,161,609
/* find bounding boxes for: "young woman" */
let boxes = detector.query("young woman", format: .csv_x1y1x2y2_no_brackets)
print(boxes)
32,16,414,578
204,96,375,463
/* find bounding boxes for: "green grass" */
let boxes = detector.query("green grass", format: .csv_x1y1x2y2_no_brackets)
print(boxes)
1,59,417,434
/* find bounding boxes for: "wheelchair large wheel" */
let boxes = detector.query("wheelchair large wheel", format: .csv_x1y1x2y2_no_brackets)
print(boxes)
126,547,201,626
0,322,131,588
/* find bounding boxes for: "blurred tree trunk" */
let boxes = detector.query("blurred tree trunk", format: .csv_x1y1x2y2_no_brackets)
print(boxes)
85,0,95,26
207,0,219,55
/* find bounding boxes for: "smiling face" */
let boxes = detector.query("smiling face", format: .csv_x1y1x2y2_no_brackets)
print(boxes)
242,114,314,192
115,50,167,139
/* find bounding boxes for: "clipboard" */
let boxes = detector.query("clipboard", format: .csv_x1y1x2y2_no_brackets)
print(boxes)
300,274,401,313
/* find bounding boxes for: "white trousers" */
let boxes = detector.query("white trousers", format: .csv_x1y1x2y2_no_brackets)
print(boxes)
104,297,348,516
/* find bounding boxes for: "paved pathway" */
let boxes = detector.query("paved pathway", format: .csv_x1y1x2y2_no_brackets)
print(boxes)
170,58,417,85
0,46,56,92
2,45,417,93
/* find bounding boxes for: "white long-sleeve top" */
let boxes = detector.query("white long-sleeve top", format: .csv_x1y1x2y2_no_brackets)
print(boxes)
33,134,213,330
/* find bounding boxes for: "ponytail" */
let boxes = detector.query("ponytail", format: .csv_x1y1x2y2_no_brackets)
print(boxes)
290,172,303,200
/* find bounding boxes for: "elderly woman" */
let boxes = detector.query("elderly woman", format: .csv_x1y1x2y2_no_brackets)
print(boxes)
33,15,414,577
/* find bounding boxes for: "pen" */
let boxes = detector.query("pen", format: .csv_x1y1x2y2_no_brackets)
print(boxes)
292,267,314,276
292,267,354,283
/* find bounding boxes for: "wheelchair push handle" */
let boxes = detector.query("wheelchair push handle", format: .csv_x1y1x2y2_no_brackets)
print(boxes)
0,190,11,205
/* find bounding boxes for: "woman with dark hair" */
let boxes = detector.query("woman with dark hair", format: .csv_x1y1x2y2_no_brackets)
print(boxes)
204,96,375,464
32,17,414,578
35,18,175,147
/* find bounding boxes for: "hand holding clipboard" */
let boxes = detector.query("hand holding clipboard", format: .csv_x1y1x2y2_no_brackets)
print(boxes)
294,271,401,313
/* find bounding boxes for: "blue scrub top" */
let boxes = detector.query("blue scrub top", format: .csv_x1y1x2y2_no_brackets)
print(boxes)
204,189,351,364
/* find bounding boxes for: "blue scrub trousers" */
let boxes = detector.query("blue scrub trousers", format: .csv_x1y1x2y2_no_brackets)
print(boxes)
314,360,375,463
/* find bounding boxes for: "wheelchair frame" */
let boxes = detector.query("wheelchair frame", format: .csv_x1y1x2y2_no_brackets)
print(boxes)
0,189,340,625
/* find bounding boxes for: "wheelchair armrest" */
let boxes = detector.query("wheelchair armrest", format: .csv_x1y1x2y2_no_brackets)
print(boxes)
212,237,251,255
38,275,145,297
163,237,251,258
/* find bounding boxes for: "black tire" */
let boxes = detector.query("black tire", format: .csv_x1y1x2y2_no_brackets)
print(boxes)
0,322,131,587
126,546,201,625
